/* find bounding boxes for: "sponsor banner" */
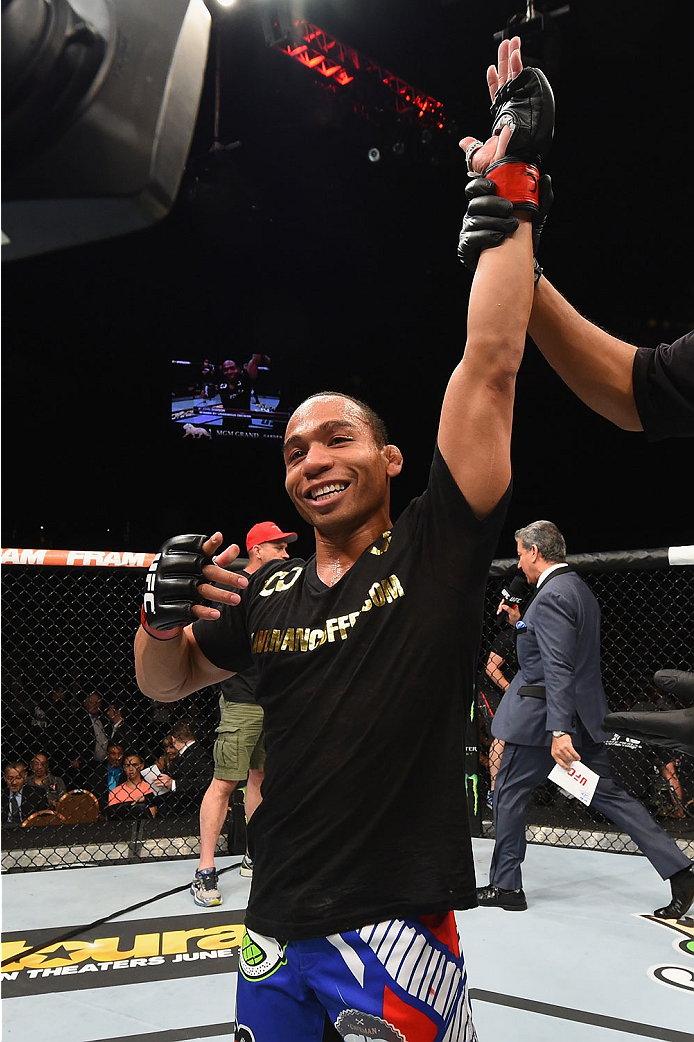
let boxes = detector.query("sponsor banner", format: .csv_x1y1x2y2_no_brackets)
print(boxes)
1,549,156,568
1,910,244,997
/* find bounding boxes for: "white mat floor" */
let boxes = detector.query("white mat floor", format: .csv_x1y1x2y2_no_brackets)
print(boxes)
2,838,693,1041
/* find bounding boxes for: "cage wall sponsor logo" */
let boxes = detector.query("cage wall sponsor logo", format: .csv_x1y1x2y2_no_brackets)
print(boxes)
1,548,47,565
1,548,155,567
1,910,245,997
641,914,694,993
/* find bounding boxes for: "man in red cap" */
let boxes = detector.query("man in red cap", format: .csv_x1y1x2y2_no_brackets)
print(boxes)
190,521,297,907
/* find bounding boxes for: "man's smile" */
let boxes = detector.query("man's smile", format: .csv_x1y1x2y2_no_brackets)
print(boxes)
305,482,350,504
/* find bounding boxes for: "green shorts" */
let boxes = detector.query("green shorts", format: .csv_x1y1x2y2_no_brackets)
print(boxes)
213,697,265,781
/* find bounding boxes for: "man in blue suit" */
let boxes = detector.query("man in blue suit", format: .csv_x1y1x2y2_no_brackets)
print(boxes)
477,520,694,918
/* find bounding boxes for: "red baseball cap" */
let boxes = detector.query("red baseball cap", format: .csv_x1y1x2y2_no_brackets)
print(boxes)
246,522,298,552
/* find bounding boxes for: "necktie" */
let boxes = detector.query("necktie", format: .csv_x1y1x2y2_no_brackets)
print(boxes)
9,794,20,823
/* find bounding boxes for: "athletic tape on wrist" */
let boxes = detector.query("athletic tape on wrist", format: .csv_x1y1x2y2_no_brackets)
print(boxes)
140,604,184,641
485,159,540,210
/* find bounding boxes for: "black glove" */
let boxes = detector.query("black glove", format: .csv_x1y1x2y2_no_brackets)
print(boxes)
142,534,212,635
457,179,518,274
476,64,555,217
458,175,553,278
490,66,555,168
603,707,694,758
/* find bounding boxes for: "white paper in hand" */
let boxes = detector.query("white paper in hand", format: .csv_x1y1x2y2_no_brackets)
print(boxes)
548,762,599,806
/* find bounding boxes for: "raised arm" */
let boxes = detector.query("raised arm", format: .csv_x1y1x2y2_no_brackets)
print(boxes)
528,278,641,430
439,38,552,517
134,533,247,702
439,215,533,516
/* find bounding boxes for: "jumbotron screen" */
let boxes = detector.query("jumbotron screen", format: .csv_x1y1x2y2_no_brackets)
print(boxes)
171,354,291,444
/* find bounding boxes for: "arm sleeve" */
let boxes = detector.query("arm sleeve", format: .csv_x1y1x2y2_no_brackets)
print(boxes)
632,332,694,440
192,593,254,674
413,445,511,591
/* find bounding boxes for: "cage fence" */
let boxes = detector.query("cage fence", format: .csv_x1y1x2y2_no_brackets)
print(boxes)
1,545,693,872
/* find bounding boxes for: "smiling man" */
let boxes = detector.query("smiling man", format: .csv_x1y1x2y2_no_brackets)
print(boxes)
135,36,544,1042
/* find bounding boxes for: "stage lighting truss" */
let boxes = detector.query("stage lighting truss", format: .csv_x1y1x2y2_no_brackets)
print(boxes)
263,13,447,133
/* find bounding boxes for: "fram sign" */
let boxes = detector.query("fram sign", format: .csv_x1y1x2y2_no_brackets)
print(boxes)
1,910,244,996
0,548,155,567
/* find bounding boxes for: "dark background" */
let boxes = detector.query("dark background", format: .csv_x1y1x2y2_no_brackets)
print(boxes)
3,0,693,562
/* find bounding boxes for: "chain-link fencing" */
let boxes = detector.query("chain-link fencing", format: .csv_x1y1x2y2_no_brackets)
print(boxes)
2,546,693,873
1,550,229,872
472,548,694,860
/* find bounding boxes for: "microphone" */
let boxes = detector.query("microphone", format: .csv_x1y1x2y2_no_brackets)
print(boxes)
500,572,529,609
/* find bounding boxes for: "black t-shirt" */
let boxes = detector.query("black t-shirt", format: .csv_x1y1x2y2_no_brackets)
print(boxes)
194,447,510,940
632,331,694,440
220,570,258,705
220,667,258,704
219,369,254,412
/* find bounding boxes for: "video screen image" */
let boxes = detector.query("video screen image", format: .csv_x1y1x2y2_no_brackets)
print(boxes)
171,354,291,444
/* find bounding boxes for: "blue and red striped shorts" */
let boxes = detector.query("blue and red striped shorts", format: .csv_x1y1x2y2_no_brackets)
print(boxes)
235,911,478,1041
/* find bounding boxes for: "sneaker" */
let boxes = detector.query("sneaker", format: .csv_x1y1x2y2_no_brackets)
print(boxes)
240,854,253,878
190,868,222,907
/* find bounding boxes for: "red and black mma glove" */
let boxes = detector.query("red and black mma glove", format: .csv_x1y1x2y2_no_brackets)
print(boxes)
485,65,555,209
141,534,213,640
459,66,555,279
458,174,553,281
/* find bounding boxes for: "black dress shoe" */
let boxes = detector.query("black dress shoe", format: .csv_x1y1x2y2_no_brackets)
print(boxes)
477,884,527,911
654,865,694,920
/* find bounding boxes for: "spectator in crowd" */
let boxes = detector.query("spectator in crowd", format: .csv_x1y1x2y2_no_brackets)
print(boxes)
155,722,213,817
84,741,125,810
2,677,35,761
190,521,297,907
107,752,155,819
68,693,110,784
142,737,179,796
37,680,79,777
67,665,83,700
2,761,48,825
105,702,138,755
29,689,50,738
27,752,67,807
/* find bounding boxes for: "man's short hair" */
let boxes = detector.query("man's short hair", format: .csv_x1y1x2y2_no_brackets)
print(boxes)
107,741,124,753
293,392,389,448
515,520,567,563
170,721,195,743
4,760,28,776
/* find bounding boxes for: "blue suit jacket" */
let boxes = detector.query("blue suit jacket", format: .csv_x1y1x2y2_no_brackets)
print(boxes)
492,566,613,747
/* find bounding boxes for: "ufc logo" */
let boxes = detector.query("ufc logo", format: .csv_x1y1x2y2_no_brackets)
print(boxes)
144,553,161,615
